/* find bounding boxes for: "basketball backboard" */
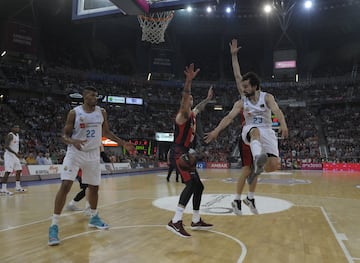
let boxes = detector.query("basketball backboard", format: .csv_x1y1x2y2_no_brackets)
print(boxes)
72,0,218,20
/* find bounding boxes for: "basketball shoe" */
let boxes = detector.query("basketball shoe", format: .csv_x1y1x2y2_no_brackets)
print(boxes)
191,218,213,230
48,225,60,246
15,187,27,192
243,197,259,214
166,220,191,238
231,200,242,215
254,153,267,175
248,153,268,184
88,214,109,230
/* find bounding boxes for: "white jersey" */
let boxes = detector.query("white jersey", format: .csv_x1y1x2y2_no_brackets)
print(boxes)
243,91,272,128
70,105,104,152
6,132,19,155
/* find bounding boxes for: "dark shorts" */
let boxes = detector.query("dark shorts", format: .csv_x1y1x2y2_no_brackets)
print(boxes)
171,145,194,183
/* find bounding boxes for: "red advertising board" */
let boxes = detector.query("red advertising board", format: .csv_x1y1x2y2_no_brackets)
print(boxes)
206,162,229,169
323,163,360,171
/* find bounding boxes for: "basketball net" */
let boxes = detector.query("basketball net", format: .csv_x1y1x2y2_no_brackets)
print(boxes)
137,11,174,44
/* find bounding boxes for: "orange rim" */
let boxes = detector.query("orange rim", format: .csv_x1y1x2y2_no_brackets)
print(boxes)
138,11,174,22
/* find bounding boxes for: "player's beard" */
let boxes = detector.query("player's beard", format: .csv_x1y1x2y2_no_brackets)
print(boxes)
245,91,255,98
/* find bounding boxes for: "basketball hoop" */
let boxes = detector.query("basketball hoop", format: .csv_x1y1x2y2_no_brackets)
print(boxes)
137,11,174,44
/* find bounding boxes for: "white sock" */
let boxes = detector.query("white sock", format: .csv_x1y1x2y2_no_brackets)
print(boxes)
234,194,241,200
2,183,7,191
250,140,262,158
16,181,21,189
85,200,90,209
248,192,255,199
51,214,60,226
172,206,184,223
192,210,200,223
90,209,98,217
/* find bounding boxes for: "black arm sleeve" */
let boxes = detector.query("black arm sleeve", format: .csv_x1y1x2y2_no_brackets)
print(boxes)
101,151,111,163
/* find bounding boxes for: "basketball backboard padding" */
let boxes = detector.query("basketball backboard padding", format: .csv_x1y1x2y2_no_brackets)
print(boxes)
149,0,218,12
72,0,122,20
72,0,219,21
110,0,149,15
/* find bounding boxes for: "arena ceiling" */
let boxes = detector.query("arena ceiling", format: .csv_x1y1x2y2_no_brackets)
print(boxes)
1,0,359,76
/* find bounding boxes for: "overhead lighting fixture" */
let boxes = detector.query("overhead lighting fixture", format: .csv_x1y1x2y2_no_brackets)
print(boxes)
263,4,272,13
1,51,6,57
304,0,313,9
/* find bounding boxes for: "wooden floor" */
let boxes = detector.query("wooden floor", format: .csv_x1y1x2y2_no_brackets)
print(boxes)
0,169,359,263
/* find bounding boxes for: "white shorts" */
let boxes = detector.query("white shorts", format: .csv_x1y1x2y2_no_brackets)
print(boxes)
61,147,101,186
241,125,279,157
4,152,22,172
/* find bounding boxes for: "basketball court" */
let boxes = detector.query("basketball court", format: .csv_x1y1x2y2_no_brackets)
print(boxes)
0,169,359,262
0,1,357,262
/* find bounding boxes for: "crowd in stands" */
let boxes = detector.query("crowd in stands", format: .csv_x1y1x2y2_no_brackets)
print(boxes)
320,104,360,162
0,61,359,168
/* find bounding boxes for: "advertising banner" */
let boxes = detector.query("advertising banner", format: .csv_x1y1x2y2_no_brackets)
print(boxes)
206,162,229,169
27,165,62,175
111,163,131,170
0,165,30,176
301,163,323,170
158,162,168,168
196,162,206,169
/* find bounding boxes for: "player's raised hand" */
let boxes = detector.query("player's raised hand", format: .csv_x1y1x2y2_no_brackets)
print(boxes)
229,39,241,55
184,63,200,81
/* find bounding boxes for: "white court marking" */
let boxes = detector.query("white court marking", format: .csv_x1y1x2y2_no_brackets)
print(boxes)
0,197,140,232
320,207,354,263
62,225,247,263
153,194,293,216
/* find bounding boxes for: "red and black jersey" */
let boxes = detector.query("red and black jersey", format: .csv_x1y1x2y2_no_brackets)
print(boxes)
173,111,196,154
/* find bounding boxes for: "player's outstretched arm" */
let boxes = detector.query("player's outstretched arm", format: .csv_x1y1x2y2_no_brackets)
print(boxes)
178,63,200,123
101,109,136,155
230,39,243,96
193,86,214,116
204,100,243,144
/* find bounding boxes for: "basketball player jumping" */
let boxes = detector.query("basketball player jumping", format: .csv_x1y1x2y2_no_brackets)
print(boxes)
229,39,260,214
204,63,289,211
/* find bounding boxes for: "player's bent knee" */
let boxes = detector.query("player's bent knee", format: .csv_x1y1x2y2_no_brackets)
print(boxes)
264,157,280,172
